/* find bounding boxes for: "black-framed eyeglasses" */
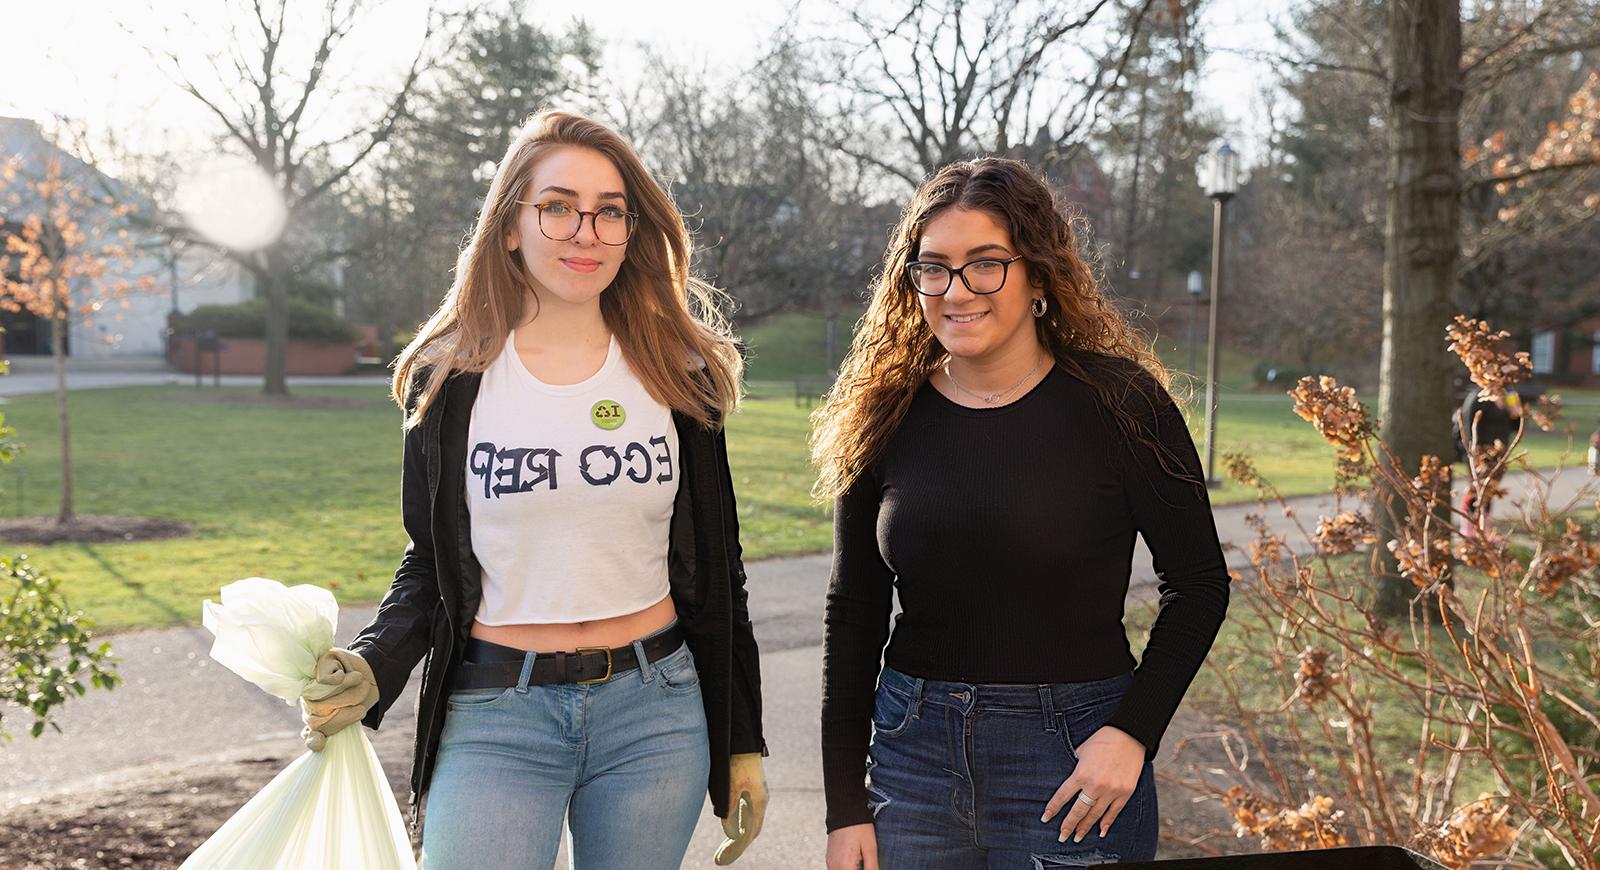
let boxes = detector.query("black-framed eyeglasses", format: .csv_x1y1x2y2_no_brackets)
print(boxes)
905,256,1023,296
513,199,637,246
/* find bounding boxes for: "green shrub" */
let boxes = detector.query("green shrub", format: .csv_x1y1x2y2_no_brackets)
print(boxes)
386,329,415,362
171,299,360,345
0,556,120,739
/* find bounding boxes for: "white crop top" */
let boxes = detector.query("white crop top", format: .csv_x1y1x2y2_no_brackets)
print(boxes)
466,333,679,625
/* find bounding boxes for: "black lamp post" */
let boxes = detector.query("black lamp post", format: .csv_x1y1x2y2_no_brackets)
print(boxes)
1196,142,1241,488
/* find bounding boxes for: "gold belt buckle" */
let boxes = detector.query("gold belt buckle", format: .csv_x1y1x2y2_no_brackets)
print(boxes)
576,647,613,684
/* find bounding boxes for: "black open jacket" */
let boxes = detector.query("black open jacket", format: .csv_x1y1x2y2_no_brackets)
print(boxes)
349,368,766,829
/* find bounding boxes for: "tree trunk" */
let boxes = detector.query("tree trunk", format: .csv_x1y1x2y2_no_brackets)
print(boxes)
52,309,74,526
262,249,290,396
1373,0,1463,619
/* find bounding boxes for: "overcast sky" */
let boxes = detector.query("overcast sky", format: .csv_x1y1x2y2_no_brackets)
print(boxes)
2,0,1285,166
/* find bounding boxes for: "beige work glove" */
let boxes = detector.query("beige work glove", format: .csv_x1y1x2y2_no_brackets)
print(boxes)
298,648,379,751
713,752,769,865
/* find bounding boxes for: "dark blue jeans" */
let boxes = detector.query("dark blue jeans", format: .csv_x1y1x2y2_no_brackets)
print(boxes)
867,666,1159,869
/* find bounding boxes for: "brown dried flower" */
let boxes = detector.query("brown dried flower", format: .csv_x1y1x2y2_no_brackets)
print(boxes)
1388,533,1453,589
1408,455,1452,505
1314,511,1377,555
1333,452,1371,494
1411,795,1518,870
1289,376,1372,461
1464,440,1509,475
1527,393,1562,432
1529,519,1600,595
1446,316,1530,400
1226,787,1348,851
1250,535,1287,566
1455,533,1510,579
1243,514,1287,566
1293,646,1340,704
1224,452,1262,488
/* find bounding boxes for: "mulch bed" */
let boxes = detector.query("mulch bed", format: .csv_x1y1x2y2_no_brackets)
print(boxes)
0,516,192,546
0,730,421,870
0,761,279,869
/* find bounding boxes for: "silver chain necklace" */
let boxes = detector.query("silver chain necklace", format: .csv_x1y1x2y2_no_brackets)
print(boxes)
945,355,1046,406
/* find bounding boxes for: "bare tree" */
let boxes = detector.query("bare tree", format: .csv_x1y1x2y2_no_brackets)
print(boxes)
822,0,1160,186
141,0,451,394
1094,1,1216,306
627,36,888,328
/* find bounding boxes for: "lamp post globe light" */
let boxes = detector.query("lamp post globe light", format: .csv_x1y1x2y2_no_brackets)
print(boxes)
1196,142,1241,488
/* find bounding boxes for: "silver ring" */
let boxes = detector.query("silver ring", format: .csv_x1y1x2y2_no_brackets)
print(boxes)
1079,795,1098,806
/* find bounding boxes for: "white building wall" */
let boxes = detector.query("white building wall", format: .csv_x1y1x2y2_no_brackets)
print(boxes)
69,246,252,358
3,116,253,359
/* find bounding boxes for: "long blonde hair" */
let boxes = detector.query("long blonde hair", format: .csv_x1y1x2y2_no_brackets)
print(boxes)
810,157,1190,500
392,110,742,428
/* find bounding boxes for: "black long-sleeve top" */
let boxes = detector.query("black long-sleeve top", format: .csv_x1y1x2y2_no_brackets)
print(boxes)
821,356,1230,831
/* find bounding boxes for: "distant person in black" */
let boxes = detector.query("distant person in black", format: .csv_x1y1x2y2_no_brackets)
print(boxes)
810,157,1230,869
1455,387,1524,536
1455,387,1520,458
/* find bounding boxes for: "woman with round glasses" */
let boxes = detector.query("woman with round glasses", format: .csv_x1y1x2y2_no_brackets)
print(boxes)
293,110,769,869
812,157,1229,869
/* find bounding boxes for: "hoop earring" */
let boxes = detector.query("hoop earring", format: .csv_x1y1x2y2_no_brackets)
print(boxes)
1031,297,1048,318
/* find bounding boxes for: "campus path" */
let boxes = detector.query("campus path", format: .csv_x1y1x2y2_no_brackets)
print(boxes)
2,467,1591,866
0,354,389,398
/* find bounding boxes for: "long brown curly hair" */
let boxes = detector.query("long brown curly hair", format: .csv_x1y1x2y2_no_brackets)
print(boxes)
392,110,742,429
810,156,1195,499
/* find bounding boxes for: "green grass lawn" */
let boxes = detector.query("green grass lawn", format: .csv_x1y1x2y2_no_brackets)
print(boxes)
1187,390,1599,504
0,386,404,631
738,309,861,383
0,384,825,633
2,332,1594,633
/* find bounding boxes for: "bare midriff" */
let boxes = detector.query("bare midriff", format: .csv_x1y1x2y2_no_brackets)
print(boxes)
469,595,678,653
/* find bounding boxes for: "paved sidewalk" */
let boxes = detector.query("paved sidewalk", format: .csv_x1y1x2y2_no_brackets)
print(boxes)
0,354,389,397
0,469,1593,867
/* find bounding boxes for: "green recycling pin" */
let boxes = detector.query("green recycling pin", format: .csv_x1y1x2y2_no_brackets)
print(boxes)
591,399,626,430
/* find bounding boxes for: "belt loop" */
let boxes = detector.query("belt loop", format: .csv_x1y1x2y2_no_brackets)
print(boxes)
909,676,926,719
1039,685,1058,733
515,652,536,694
632,638,655,684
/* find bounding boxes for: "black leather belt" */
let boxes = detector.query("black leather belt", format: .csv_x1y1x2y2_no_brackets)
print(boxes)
453,627,685,689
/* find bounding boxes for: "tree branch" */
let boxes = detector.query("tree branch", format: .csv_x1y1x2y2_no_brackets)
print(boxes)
290,9,443,208
280,1,360,161
1208,44,1388,81
1465,157,1600,192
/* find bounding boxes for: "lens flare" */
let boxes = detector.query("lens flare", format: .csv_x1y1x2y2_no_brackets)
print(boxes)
175,156,287,252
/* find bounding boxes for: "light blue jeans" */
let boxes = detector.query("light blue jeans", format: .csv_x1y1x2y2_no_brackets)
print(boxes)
420,631,711,869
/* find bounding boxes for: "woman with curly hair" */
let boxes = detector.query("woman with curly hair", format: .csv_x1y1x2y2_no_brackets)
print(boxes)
813,157,1229,869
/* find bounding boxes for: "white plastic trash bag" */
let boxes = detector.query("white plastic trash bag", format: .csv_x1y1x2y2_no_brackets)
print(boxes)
182,578,416,870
